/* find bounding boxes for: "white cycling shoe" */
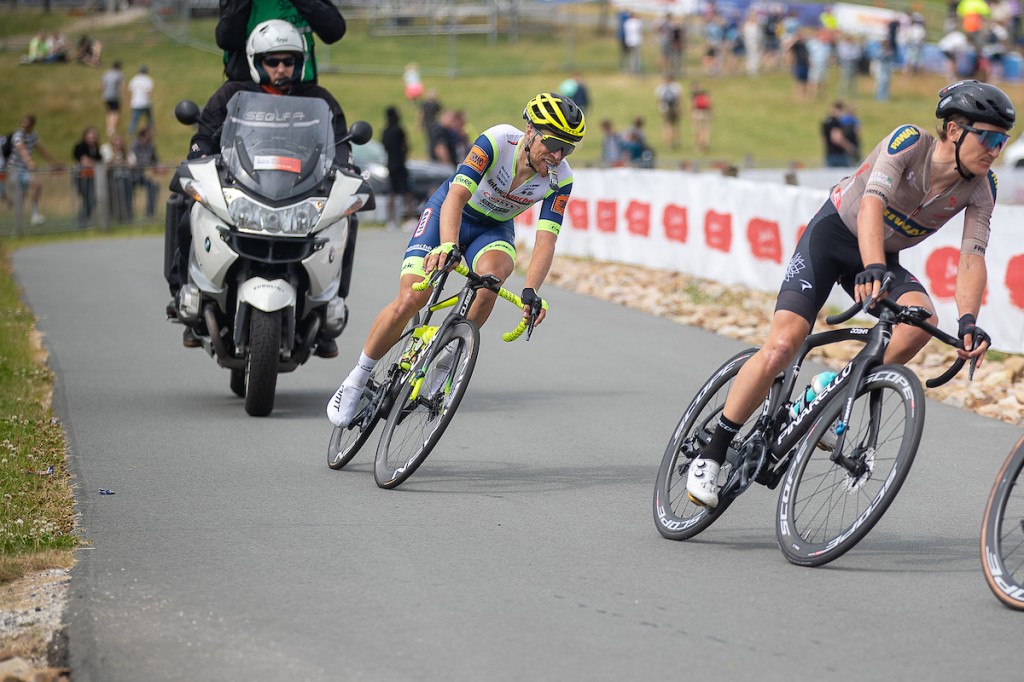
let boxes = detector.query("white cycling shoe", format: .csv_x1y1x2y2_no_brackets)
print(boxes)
326,382,363,428
686,458,721,509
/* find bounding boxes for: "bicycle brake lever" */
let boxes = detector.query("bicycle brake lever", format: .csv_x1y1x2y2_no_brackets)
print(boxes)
969,355,978,381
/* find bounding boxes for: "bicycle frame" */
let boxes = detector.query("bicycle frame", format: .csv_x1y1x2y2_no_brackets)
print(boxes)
743,304,902,491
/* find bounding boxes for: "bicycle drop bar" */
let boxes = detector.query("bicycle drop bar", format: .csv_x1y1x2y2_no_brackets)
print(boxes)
824,286,970,388
411,262,547,342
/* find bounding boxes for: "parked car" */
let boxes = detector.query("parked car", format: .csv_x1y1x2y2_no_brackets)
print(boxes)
351,140,454,208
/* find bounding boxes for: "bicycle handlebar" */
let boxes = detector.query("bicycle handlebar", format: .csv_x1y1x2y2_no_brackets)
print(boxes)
411,261,548,342
824,276,970,388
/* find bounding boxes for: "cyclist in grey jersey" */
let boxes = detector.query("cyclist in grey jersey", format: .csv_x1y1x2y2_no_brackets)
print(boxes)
327,93,585,428
686,80,1015,509
831,124,994,255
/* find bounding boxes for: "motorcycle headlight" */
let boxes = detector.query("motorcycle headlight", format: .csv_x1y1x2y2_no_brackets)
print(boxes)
225,191,326,235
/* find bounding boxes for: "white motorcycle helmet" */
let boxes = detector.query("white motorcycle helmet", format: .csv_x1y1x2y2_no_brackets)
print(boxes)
246,19,306,87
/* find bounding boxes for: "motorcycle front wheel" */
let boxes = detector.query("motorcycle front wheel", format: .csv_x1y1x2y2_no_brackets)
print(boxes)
245,309,281,417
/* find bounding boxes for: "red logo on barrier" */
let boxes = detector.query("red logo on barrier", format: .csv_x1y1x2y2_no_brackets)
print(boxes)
705,210,732,252
625,200,651,237
515,207,534,229
596,200,617,233
925,247,959,299
664,204,687,243
568,199,589,230
748,218,782,263
1006,254,1024,310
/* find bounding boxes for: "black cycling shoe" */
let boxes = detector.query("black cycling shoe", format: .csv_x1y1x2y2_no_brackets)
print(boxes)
182,328,202,348
314,338,338,358
166,299,178,320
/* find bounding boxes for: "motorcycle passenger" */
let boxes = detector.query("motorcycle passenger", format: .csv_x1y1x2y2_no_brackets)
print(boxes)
686,80,1013,509
326,92,586,428
168,19,357,356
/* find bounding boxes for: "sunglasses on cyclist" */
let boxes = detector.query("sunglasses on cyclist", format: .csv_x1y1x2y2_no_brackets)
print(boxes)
960,123,1011,152
538,134,575,157
262,56,296,68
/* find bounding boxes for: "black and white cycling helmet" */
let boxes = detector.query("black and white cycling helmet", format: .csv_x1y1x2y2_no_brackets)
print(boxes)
936,80,1015,130
246,19,305,87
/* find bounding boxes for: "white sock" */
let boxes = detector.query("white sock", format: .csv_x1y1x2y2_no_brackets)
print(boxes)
345,351,377,389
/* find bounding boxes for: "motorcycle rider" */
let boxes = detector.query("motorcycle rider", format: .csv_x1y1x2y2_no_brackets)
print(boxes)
167,19,357,356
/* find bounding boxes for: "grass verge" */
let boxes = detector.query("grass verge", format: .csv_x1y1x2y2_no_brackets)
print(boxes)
0,240,78,584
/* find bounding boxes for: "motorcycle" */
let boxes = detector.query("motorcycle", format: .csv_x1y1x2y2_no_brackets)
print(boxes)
166,91,375,417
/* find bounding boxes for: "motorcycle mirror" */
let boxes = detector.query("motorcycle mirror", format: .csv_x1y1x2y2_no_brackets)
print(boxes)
175,100,201,126
344,121,373,146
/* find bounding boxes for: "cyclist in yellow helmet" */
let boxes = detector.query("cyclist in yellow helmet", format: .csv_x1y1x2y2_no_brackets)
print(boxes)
327,92,585,428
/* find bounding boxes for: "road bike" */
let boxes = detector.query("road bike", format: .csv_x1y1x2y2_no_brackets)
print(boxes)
327,256,542,489
653,277,974,567
981,433,1024,610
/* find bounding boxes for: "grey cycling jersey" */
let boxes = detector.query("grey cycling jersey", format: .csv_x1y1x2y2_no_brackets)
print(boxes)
829,124,996,256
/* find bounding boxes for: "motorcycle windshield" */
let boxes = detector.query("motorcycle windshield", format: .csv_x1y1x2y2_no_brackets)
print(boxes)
220,91,335,202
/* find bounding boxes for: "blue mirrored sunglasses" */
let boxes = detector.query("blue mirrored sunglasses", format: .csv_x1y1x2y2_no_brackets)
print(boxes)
961,124,1011,152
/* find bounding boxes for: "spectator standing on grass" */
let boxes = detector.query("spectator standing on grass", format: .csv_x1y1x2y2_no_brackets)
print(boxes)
10,114,62,226
127,65,154,136
382,106,414,232
71,126,102,228
742,12,762,77
600,119,626,166
835,33,861,99
130,126,163,220
428,110,458,167
623,11,644,75
102,134,135,223
691,84,712,153
788,29,811,100
403,62,424,102
216,0,346,82
102,60,125,137
419,89,443,153
655,75,683,150
822,100,857,167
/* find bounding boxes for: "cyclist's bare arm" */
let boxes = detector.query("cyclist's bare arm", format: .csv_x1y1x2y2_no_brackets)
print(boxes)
522,230,556,326
955,252,990,362
855,194,888,304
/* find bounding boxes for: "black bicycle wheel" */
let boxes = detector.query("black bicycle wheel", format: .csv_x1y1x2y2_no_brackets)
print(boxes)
653,348,758,540
776,364,924,567
981,434,1024,610
328,320,417,471
374,320,479,489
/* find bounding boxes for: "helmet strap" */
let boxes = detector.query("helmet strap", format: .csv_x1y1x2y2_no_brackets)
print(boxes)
524,130,540,172
952,122,974,180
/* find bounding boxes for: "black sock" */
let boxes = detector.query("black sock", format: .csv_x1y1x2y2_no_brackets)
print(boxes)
702,415,742,465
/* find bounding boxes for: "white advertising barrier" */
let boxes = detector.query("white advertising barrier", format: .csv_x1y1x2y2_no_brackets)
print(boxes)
514,168,1024,354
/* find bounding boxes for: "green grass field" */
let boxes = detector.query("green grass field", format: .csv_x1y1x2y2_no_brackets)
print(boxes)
4,7,1023,172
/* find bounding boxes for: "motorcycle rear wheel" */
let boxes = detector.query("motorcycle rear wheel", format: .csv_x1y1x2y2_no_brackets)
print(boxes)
245,309,281,417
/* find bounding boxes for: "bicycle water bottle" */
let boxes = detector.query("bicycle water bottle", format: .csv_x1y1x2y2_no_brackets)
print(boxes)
789,371,838,420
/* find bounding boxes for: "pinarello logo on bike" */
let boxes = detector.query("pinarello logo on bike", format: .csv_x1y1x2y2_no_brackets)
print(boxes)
414,208,432,238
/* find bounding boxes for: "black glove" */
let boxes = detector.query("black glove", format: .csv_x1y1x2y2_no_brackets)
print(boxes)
958,313,991,351
521,287,543,317
854,263,887,288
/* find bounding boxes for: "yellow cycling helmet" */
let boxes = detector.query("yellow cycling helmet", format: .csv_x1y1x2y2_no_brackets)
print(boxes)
523,92,586,144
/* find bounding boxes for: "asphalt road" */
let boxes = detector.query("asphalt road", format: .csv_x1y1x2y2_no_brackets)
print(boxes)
12,231,1022,682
